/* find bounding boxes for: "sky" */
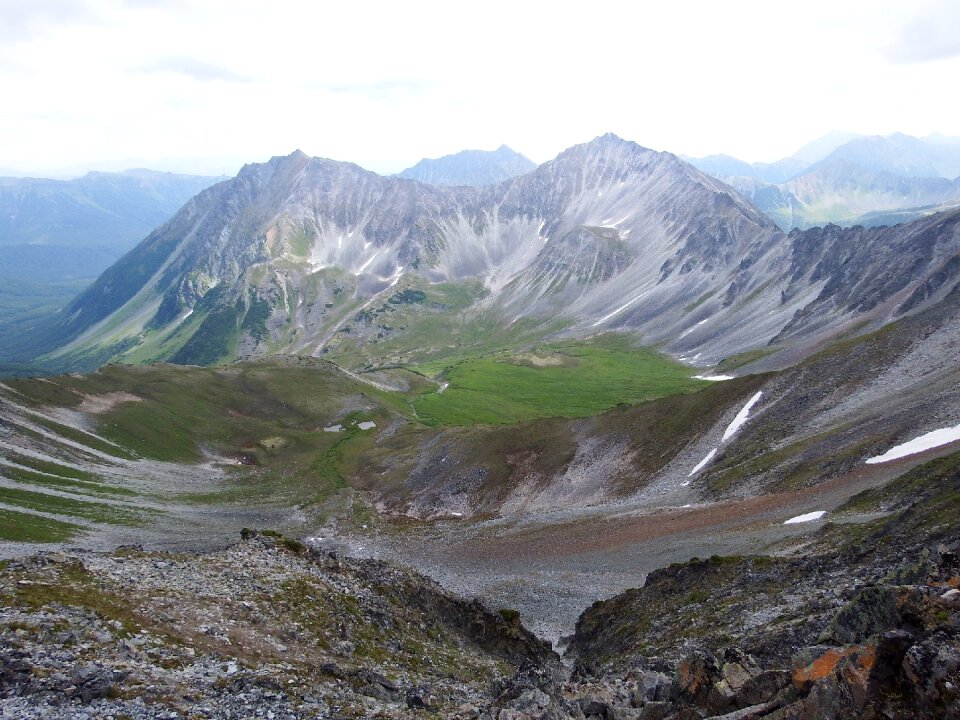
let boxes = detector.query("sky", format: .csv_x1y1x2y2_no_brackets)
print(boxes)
2,0,959,178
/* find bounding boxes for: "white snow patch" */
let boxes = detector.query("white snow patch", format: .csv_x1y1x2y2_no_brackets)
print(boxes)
721,392,763,442
356,249,381,274
437,382,449,394
357,421,376,430
689,448,717,476
865,423,960,464
591,289,651,327
694,375,735,382
323,425,342,433
784,510,826,524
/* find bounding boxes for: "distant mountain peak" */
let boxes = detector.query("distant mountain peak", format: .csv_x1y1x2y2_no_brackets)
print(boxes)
397,144,536,186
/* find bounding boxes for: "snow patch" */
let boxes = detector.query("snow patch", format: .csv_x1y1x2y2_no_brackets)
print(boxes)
689,448,717,476
356,248,381,274
865,423,960,464
323,425,342,433
784,510,826,524
694,375,735,382
722,392,763,442
357,421,376,430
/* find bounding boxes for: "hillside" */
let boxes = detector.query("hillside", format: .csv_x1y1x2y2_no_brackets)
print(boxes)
0,169,225,364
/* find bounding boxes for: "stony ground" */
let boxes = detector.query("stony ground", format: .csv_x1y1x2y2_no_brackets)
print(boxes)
0,532,555,719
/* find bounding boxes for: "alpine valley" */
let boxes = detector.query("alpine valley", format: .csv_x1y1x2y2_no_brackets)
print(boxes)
2,134,960,719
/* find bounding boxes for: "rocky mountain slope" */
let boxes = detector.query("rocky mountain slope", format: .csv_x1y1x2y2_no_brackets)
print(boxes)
396,144,536,186
23,133,960,379
3,458,958,719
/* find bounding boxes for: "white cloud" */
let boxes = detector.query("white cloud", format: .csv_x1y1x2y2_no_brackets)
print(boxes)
0,0,958,176
885,0,960,63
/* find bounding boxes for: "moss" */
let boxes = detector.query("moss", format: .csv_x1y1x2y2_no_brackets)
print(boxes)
282,537,307,554
716,347,777,371
0,508,82,543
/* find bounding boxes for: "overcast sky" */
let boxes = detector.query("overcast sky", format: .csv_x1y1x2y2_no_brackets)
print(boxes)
2,0,959,177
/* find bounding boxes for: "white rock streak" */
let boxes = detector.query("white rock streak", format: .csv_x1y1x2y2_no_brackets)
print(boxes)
688,448,717,477
721,392,763,442
784,510,826,524
591,289,650,327
865,423,960,464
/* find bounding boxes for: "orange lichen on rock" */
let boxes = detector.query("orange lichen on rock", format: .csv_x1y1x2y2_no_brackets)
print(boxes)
793,644,876,687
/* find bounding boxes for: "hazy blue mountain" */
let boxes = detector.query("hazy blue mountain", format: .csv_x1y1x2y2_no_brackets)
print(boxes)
685,131,862,184
396,145,536,186
807,132,960,178
726,158,960,229
788,130,864,165
0,169,226,253
697,133,960,229
0,169,225,360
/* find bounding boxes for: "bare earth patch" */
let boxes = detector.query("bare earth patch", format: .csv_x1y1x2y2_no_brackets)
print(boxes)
77,392,143,414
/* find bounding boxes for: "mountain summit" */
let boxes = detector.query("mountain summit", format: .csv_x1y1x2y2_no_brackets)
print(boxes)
396,144,536,186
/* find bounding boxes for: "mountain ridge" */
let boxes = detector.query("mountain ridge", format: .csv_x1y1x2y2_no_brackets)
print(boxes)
396,143,536,186
14,133,960,380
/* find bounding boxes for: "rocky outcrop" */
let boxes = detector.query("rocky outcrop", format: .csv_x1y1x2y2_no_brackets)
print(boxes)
0,533,560,719
565,530,960,720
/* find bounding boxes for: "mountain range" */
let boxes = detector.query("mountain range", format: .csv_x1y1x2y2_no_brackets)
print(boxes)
3,132,960,718
687,132,960,229
18,134,959,385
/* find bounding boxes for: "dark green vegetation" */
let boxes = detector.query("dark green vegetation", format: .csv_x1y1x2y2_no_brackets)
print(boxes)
0,508,82,543
0,486,150,527
413,335,708,426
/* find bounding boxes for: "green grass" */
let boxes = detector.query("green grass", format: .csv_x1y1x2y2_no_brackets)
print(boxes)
716,347,777,372
412,335,709,426
27,415,137,460
0,486,151,526
0,465,137,497
0,508,83,543
3,453,99,481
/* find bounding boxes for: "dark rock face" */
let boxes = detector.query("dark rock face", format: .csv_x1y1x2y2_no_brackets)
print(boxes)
566,525,960,720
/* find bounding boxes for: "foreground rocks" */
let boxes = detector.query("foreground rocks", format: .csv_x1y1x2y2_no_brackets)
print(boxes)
3,452,960,720
0,533,558,719
3,536,957,719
